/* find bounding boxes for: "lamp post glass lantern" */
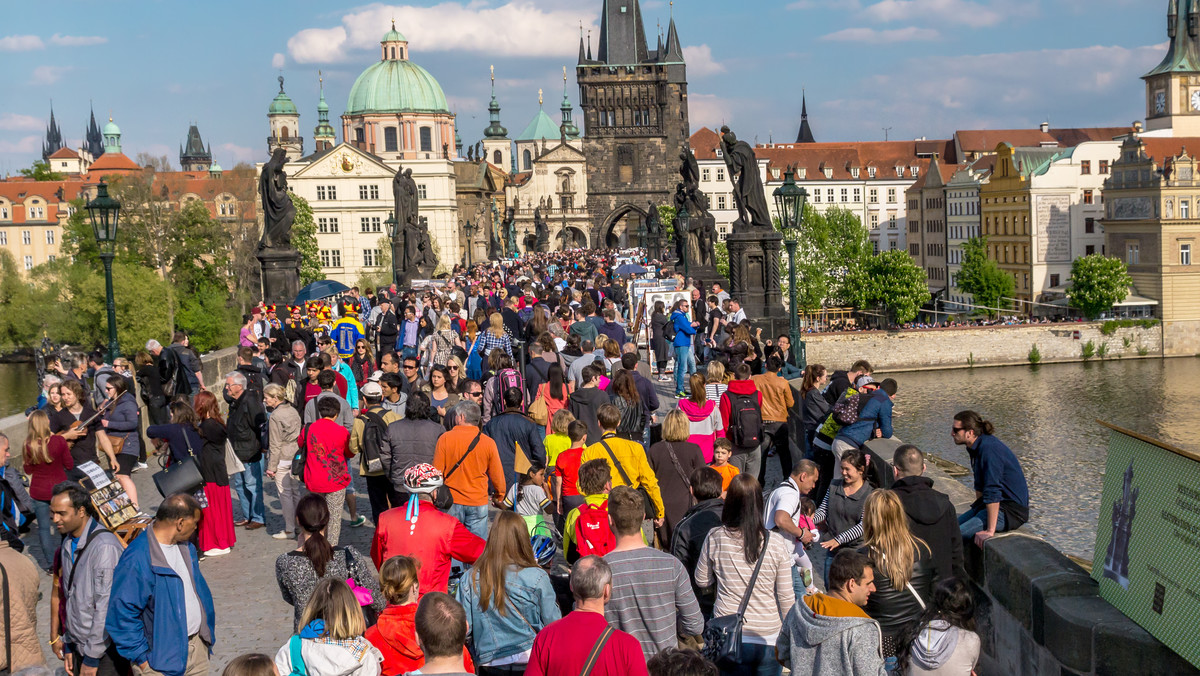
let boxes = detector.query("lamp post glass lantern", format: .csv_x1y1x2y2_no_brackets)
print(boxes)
772,168,808,370
385,212,401,287
676,209,690,281
86,181,122,362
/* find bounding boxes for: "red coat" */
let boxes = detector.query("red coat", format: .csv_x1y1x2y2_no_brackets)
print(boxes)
23,435,73,501
719,379,763,432
365,604,475,676
299,418,351,493
370,502,485,596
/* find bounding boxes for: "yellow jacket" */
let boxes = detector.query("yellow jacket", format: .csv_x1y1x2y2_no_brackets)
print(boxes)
581,433,665,519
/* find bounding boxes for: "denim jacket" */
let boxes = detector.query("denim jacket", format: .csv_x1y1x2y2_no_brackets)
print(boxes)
454,565,561,664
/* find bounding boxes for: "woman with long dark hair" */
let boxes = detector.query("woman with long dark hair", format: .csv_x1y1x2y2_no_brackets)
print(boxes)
193,391,237,556
350,339,376,385
609,369,644,442
799,364,829,457
897,577,980,675
275,494,385,631
534,362,573,435
695,474,795,676
454,511,560,676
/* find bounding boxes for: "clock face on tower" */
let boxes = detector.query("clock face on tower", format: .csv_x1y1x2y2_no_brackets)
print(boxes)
1191,89,1200,112
1156,91,1167,114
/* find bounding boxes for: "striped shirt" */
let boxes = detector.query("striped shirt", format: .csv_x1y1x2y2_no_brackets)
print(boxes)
604,548,705,658
695,529,796,645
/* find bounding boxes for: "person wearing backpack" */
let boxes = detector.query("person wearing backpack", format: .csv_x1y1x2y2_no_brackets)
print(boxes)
832,378,897,455
811,377,880,505
483,387,548,491
718,363,764,476
563,459,616,562
351,382,403,525
480,352,524,426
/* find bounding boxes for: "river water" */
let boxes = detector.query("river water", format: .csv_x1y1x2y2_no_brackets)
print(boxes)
0,362,39,418
889,357,1200,560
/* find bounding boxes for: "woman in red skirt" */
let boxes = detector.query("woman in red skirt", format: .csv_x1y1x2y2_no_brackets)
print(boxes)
194,391,237,556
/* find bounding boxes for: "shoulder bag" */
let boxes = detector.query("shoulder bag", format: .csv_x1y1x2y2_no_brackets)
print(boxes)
599,438,656,520
224,439,245,475
287,635,308,676
580,626,615,676
152,427,205,499
662,442,697,509
443,431,483,481
702,533,771,666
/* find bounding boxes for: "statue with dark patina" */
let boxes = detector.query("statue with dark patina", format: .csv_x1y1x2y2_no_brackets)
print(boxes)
721,126,772,230
259,148,295,249
488,200,504,260
534,206,549,253
502,207,519,256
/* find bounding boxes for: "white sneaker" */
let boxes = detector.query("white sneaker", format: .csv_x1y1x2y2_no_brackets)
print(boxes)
202,548,230,557
271,532,289,540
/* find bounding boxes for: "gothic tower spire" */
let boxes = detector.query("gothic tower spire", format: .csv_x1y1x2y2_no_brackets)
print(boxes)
483,65,509,139
796,90,816,144
598,0,649,64
43,104,64,160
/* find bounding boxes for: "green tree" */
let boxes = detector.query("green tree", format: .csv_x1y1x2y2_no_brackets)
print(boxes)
658,205,677,242
1068,254,1133,319
291,194,324,285
844,249,930,324
19,160,64,181
956,236,1015,316
356,236,393,291
775,206,872,312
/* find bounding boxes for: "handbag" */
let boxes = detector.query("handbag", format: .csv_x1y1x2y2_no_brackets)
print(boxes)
599,438,656,520
701,534,771,666
528,390,550,426
291,424,310,480
152,428,205,498
343,548,379,627
224,439,245,475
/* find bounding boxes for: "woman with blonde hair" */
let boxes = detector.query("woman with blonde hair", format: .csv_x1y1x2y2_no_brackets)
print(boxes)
704,361,729,402
366,556,474,675
477,311,514,358
647,408,706,545
422,315,462,371
858,489,935,660
23,409,73,568
274,578,384,676
454,511,560,673
679,373,724,463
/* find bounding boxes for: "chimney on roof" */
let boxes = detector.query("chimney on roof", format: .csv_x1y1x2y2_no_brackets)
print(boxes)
1040,121,1050,133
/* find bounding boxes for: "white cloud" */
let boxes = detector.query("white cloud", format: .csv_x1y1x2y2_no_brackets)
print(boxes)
689,94,736,130
0,113,44,132
682,45,725,76
822,26,939,42
272,52,286,69
49,34,107,47
218,142,258,165
861,0,1013,27
287,3,599,64
0,135,41,153
29,65,71,85
0,35,44,51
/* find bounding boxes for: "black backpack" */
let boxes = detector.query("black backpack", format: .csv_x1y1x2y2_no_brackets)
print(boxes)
725,391,763,450
357,410,387,473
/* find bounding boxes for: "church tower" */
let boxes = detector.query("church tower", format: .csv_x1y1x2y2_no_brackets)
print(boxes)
481,65,512,170
313,72,337,152
268,76,303,160
42,105,64,160
796,92,816,144
577,0,689,247
180,124,213,171
1145,0,1200,135
84,106,104,159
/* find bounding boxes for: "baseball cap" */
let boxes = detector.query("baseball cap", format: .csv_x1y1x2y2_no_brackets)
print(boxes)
368,370,383,383
854,375,877,388
361,381,383,398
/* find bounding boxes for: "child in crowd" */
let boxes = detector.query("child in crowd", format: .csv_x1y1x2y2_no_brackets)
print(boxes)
562,459,615,562
544,409,575,470
795,496,819,596
551,420,589,519
710,438,739,496
504,461,552,532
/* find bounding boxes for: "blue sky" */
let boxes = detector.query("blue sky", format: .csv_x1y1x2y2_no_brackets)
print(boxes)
0,0,1164,174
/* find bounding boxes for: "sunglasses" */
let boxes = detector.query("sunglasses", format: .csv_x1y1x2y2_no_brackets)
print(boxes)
403,365,417,370
951,426,964,434
467,391,482,397
449,365,459,371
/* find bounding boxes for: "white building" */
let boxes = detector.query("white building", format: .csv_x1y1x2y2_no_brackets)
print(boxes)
944,158,992,311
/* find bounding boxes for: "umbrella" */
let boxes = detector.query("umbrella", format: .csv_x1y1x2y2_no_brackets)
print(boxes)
614,263,648,276
294,280,350,304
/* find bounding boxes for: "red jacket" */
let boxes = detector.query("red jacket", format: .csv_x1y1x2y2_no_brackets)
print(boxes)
24,435,74,501
365,604,475,676
299,418,352,493
719,379,763,431
370,502,485,596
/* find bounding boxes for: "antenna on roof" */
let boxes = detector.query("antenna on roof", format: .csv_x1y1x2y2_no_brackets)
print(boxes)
883,127,892,142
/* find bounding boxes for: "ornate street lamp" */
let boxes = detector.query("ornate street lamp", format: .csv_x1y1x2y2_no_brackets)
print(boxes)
676,208,690,282
86,181,121,362
385,212,401,288
635,220,647,253
773,167,809,370
463,218,476,267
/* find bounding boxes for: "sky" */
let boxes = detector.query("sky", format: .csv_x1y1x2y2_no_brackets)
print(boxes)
0,0,1166,175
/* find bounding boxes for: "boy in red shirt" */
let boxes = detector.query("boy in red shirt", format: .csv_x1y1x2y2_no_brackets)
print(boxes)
552,420,589,517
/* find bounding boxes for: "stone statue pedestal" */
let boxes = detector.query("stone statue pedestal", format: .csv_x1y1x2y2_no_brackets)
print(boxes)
399,265,437,288
258,248,302,305
726,228,788,332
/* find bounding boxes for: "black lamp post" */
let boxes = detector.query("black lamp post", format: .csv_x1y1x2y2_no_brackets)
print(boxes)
463,218,476,267
385,212,401,288
636,220,647,253
773,167,809,370
676,208,690,282
86,180,121,362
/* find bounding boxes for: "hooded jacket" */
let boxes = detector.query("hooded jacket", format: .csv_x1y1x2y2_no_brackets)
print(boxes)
718,379,763,447
892,476,964,582
57,518,124,667
776,593,886,676
907,620,980,675
669,497,724,614
567,386,612,445
274,635,384,676
365,604,475,675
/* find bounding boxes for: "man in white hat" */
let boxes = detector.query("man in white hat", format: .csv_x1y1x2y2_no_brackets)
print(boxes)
351,381,404,524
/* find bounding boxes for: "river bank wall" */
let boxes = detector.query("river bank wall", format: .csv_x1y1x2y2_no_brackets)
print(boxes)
802,321,1171,372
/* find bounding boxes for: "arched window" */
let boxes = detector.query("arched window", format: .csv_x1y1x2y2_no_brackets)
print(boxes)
523,150,532,171
384,127,398,152
419,127,433,153
280,126,289,140
390,47,396,60
493,150,502,165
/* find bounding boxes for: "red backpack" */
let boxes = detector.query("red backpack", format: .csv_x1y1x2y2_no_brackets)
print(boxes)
574,500,615,557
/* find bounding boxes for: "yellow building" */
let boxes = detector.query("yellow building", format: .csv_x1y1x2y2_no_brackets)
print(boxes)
979,144,1041,305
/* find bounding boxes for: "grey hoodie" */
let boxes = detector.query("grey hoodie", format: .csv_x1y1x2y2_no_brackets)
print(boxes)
908,620,980,675
59,518,125,663
776,593,887,676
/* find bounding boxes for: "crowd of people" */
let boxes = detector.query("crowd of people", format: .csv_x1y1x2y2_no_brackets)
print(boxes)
0,248,1033,676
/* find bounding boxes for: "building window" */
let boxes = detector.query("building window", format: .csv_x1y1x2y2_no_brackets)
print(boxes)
1183,200,1191,219
1080,160,1091,175
384,127,399,152
1183,243,1192,265
889,214,897,229
1082,190,1093,205
716,169,724,181
419,127,433,153
909,243,918,256
24,256,32,270
840,188,848,203
22,230,31,245
319,249,342,267
1086,245,1095,255
812,190,820,203
1127,243,1139,265
1050,274,1060,288
45,230,54,244
523,150,532,171
47,254,55,262
870,213,879,229
418,184,428,199
826,189,834,202
360,216,382,233
359,185,369,200
853,188,861,202
702,169,710,182
316,186,326,200
363,249,380,267
717,195,727,210
1085,217,1095,233
889,240,897,250
0,231,5,245
888,188,896,203
869,189,878,204
0,207,7,219
318,217,339,233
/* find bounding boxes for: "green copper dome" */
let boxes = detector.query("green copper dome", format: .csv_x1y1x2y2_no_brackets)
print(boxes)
270,91,298,115
383,26,406,43
102,118,120,136
346,60,449,115
517,109,560,141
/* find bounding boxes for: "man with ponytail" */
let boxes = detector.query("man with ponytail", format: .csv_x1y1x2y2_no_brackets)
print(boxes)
951,411,1029,548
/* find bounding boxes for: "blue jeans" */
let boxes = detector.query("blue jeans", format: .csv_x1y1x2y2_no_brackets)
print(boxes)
719,642,782,676
401,345,418,359
231,458,265,524
673,344,696,394
449,503,490,540
958,505,1006,543
32,499,58,569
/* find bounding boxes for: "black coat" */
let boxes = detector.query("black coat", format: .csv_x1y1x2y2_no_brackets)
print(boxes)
226,393,266,463
860,543,936,639
669,497,725,616
891,476,964,583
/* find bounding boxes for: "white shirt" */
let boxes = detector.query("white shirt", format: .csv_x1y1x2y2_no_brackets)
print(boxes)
160,543,203,636
764,478,814,566
728,308,747,324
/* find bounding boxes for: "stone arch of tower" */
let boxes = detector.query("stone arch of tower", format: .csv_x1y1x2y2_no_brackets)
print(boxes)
596,203,649,249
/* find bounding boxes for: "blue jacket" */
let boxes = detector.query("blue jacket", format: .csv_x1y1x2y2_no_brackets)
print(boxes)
455,565,561,664
483,411,548,489
105,392,141,457
671,310,696,347
968,434,1030,509
835,390,894,447
106,527,216,676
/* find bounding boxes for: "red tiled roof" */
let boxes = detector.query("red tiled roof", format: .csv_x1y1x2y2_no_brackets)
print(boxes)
47,147,80,160
1133,137,1200,162
0,180,89,223
955,126,1133,155
690,127,722,159
85,152,142,178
